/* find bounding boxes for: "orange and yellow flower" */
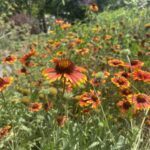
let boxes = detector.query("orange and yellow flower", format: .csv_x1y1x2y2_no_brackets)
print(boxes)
74,38,83,44
28,102,43,112
60,23,71,30
117,99,133,113
51,41,61,49
133,69,150,83
115,71,131,79
0,77,13,91
128,93,150,110
0,125,11,140
108,59,125,67
111,76,130,89
20,49,37,67
43,59,87,86
55,19,64,25
77,90,101,109
89,3,99,12
75,48,89,55
119,88,133,97
56,51,66,56
2,55,17,64
125,60,144,70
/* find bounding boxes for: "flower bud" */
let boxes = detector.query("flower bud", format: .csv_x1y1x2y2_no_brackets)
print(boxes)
95,72,105,79
120,49,131,55
49,87,58,96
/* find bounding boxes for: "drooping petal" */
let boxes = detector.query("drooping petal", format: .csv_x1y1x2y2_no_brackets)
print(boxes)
64,74,78,85
46,73,62,82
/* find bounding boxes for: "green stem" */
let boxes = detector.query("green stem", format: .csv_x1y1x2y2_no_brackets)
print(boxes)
92,86,116,144
62,77,66,97
132,109,149,150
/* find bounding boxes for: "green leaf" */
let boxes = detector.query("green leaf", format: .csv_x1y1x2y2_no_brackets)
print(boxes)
20,125,32,133
88,141,99,149
62,0,65,5
31,89,39,100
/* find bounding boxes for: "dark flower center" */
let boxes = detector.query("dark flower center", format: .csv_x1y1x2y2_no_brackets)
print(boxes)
32,104,39,109
117,79,126,85
44,102,52,111
122,72,129,78
93,79,100,83
0,78,6,87
5,56,12,61
137,72,144,78
91,95,97,101
21,67,27,73
131,60,138,66
113,61,121,65
123,101,131,109
55,59,75,74
121,89,132,95
136,95,146,103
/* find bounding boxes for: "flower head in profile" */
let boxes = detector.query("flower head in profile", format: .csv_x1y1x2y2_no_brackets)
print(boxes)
0,77,13,91
0,125,11,140
111,76,130,89
2,55,17,64
56,115,68,127
108,59,125,67
89,3,99,12
125,60,144,70
133,69,150,83
28,102,43,112
20,49,37,67
77,90,101,109
43,101,53,112
128,93,150,110
42,58,87,86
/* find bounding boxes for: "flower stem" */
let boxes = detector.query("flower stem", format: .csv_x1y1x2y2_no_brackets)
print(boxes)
132,109,149,150
62,77,66,97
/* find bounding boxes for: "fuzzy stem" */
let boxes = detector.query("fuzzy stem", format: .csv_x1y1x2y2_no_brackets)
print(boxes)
132,109,149,150
62,77,66,97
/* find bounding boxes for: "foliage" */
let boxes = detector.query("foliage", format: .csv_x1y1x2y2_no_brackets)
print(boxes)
0,7,150,150
44,0,86,21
